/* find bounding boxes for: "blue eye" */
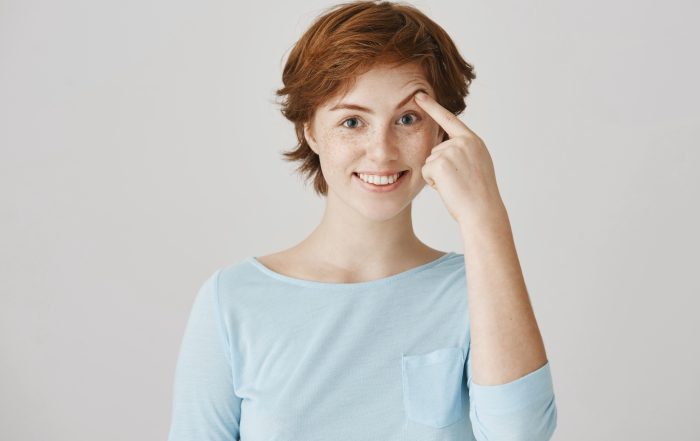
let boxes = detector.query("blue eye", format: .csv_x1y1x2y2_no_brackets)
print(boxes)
399,113,419,125
341,113,421,129
342,117,361,129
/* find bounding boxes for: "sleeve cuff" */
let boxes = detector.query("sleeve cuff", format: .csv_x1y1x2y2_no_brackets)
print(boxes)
469,360,554,414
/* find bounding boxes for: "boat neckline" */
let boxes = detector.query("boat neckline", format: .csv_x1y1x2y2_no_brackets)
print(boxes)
245,251,458,289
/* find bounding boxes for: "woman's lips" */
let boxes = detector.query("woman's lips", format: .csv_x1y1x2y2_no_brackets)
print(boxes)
353,170,409,193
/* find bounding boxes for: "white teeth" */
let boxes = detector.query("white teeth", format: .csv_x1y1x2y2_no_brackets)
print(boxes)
358,172,403,185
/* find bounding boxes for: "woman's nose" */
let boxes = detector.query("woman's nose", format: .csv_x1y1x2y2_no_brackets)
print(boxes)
365,127,399,162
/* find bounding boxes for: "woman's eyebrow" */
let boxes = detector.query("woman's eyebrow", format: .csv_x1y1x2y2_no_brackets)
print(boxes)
329,88,428,114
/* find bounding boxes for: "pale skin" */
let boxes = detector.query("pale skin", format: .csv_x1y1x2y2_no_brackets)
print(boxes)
258,61,447,282
257,60,548,386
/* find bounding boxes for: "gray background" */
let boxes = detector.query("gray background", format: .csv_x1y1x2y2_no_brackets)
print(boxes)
1,0,698,439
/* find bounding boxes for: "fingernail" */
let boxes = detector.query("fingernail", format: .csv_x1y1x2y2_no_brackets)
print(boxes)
415,92,426,101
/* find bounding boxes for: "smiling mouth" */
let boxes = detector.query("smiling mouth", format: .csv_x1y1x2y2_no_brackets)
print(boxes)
352,170,409,190
352,170,408,180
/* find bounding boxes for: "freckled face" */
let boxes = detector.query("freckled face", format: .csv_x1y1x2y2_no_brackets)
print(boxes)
303,61,444,221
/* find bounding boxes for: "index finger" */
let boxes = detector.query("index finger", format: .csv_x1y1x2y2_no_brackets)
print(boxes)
414,91,474,139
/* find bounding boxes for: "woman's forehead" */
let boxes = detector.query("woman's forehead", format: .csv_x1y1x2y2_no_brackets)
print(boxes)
351,61,429,88
321,65,432,109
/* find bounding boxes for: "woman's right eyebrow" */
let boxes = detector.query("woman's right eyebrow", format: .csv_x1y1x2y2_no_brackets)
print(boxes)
329,88,428,114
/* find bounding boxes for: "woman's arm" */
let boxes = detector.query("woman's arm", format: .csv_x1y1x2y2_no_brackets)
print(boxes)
461,202,557,441
460,201,548,386
167,269,242,441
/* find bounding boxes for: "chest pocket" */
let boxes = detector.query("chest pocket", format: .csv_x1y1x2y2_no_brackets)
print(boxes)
401,346,466,428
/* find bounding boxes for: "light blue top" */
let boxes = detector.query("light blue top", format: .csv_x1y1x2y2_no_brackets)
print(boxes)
167,251,557,441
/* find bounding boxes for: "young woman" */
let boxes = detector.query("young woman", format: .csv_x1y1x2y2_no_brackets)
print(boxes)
168,2,557,440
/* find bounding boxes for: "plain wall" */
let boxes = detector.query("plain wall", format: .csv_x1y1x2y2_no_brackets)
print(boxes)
1,0,698,439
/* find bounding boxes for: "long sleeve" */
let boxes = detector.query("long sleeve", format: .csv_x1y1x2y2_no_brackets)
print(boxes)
465,343,557,440
167,268,242,441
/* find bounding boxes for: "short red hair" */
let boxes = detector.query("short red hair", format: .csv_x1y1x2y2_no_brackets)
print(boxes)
274,0,476,196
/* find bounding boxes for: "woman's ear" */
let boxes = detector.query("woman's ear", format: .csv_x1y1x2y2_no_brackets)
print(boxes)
304,122,319,154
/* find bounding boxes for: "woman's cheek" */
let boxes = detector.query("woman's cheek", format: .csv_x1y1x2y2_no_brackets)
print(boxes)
316,131,361,166
399,126,433,152
318,127,357,146
331,133,377,158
